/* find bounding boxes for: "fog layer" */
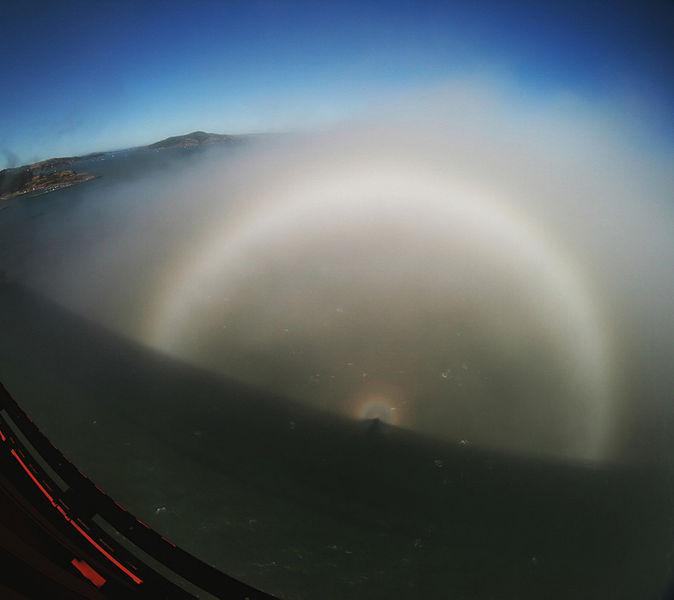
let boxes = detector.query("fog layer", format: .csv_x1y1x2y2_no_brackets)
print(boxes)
14,80,674,464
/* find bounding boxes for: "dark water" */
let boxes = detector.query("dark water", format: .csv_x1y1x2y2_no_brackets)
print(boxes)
0,149,673,599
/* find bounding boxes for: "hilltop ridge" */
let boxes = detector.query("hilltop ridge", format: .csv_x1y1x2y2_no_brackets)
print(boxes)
147,130,235,149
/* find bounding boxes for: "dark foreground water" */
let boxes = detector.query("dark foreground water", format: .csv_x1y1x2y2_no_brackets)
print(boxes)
1,284,673,599
0,148,673,599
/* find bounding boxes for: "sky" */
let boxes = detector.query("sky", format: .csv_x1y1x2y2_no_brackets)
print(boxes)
1,0,673,168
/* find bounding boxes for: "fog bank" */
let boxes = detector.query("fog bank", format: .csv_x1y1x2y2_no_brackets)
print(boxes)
15,79,674,464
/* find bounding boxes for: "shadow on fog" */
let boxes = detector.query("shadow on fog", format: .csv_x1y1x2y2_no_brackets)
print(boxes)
0,282,672,600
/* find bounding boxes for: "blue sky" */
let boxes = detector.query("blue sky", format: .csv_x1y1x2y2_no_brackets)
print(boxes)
1,0,673,167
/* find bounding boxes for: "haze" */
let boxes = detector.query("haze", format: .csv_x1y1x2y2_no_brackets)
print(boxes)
7,79,671,465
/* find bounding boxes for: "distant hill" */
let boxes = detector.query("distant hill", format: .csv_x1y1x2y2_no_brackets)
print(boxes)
0,130,239,201
146,130,235,150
